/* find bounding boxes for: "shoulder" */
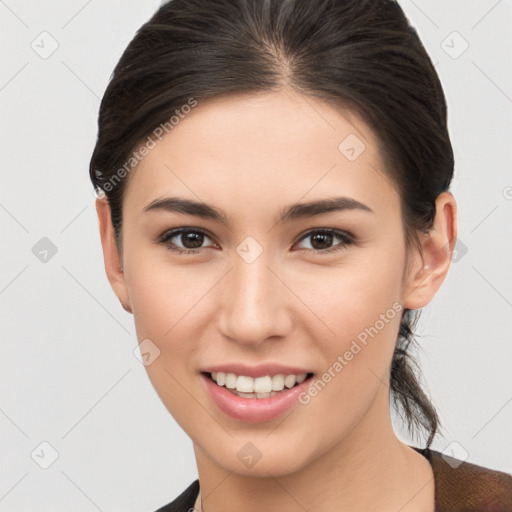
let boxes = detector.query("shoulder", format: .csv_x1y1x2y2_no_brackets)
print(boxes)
421,448,512,511
152,479,199,512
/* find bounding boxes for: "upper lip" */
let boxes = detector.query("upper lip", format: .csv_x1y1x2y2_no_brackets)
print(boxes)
202,363,312,378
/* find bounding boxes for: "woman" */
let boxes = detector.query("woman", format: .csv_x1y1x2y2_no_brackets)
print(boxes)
89,0,512,510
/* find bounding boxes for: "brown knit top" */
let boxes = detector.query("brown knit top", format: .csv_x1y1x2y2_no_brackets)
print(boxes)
153,446,512,511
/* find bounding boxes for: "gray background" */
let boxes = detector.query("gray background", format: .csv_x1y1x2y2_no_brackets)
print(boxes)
1,1,511,511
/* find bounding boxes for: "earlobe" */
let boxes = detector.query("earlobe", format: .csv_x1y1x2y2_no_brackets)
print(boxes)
402,191,457,311
95,196,133,314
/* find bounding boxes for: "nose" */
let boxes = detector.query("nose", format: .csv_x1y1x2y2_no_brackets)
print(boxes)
217,251,294,346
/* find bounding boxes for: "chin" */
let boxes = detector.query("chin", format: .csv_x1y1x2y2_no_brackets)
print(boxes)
196,430,322,478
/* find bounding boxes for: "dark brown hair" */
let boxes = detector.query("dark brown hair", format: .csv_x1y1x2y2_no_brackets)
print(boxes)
89,0,454,448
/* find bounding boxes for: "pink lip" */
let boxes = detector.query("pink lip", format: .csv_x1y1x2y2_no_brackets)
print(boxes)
201,372,313,423
201,363,310,378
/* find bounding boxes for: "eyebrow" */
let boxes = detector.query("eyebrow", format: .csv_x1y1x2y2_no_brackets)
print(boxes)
142,195,374,225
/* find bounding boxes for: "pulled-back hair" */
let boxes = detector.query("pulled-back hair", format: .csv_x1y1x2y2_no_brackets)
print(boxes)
89,0,454,448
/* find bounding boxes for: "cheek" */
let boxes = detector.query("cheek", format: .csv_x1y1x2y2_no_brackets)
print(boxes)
290,270,404,457
307,250,405,350
126,262,212,428
300,247,405,408
126,246,215,340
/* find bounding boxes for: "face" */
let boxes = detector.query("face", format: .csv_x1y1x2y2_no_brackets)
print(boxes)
100,87,440,478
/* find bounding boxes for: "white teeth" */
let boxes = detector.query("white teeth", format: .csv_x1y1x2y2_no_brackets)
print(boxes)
296,373,307,384
210,371,309,394
237,391,255,398
254,376,272,393
225,373,237,389
236,375,254,393
272,374,285,391
284,375,297,388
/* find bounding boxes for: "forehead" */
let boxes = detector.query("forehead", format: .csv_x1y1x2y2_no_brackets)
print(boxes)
123,88,400,220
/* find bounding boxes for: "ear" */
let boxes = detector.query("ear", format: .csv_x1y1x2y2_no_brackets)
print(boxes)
402,191,458,310
95,196,133,314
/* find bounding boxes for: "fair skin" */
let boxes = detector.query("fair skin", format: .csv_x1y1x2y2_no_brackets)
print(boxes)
96,87,457,512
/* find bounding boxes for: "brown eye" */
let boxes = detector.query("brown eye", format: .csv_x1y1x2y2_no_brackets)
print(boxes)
295,229,353,254
159,228,216,253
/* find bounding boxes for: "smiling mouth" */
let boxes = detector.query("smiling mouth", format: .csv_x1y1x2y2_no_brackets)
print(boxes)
204,371,315,399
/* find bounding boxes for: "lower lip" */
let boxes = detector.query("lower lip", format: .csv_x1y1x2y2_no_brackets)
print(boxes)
201,373,313,423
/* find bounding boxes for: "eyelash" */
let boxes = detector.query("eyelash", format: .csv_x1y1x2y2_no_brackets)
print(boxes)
157,227,355,256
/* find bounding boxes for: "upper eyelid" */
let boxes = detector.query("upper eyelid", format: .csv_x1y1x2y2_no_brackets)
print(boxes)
295,229,354,248
158,227,216,245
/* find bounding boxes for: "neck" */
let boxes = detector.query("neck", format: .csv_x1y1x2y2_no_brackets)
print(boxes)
193,385,435,512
